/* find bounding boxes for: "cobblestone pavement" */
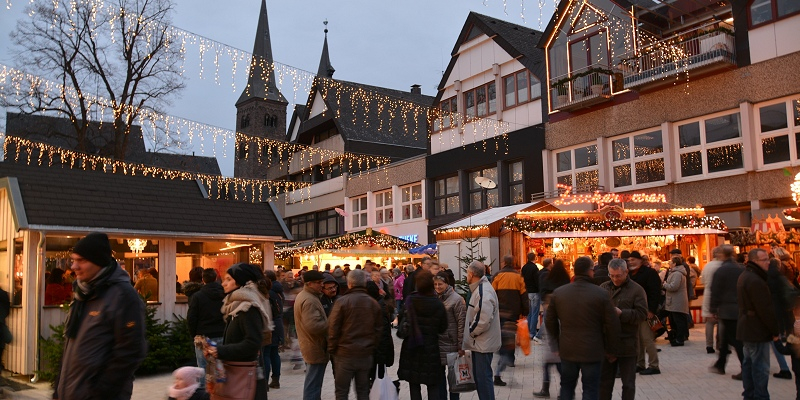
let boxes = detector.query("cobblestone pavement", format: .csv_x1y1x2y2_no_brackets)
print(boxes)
7,325,798,399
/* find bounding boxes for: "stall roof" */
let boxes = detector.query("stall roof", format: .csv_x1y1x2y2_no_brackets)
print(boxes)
0,161,291,241
437,202,554,231
522,228,726,239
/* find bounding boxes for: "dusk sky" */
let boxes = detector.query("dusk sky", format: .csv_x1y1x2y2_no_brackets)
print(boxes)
0,0,556,175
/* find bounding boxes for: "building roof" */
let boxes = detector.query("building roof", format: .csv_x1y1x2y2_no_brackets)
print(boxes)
316,30,335,79
236,0,287,106
437,202,551,231
435,12,547,102
5,112,221,175
0,161,290,240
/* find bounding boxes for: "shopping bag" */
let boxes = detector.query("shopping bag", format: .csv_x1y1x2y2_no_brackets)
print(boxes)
447,351,476,393
369,365,398,400
517,318,531,355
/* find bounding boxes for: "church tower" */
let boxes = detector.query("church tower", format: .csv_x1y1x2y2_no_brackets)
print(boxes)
234,0,288,179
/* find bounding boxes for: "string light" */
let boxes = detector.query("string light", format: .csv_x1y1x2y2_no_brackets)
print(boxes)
431,224,490,235
2,135,311,202
504,214,727,233
552,183,667,206
275,230,419,258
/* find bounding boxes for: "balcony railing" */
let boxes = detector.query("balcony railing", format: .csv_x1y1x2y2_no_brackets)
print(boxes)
616,23,736,89
550,64,615,111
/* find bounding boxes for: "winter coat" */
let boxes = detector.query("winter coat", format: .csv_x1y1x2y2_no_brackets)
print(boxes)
737,262,779,343
438,286,466,365
294,287,329,364
268,282,285,345
187,281,226,338
168,386,210,400
663,264,689,314
463,276,502,354
58,267,146,400
397,293,448,385
327,287,382,359
710,259,743,320
600,277,648,357
181,281,203,300
492,267,529,321
701,260,723,317
593,266,611,286
521,261,540,294
545,276,621,363
374,297,396,367
394,274,406,301
134,275,158,301
768,260,796,336
216,294,268,400
629,265,663,315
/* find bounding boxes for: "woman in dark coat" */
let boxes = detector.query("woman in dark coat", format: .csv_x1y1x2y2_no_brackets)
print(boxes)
263,269,285,389
398,270,448,400
204,263,273,400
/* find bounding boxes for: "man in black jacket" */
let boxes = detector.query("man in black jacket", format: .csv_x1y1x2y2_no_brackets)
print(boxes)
57,232,146,400
709,244,745,378
628,251,662,375
521,252,541,338
402,256,432,299
187,268,226,369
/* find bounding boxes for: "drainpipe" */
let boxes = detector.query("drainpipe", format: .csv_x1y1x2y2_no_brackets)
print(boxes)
31,231,45,383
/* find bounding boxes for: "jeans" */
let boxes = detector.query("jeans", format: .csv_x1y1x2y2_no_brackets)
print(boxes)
528,293,541,336
439,366,460,400
636,321,659,369
560,360,602,400
534,307,546,340
303,362,327,400
742,341,771,400
333,355,372,400
195,336,223,369
716,319,744,372
472,351,495,400
600,356,636,400
262,344,281,379
410,382,440,400
772,341,790,372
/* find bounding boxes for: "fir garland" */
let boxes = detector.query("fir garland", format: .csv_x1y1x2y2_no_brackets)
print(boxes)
503,214,727,233
276,230,419,258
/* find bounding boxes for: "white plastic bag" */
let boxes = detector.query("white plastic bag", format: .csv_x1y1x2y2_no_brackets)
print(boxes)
446,351,476,393
369,366,398,400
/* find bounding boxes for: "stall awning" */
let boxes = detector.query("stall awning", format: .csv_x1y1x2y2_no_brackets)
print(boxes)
522,228,727,239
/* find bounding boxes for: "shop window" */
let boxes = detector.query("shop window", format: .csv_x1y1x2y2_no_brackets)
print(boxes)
555,144,599,191
503,70,540,109
611,129,665,188
758,99,800,166
375,190,394,225
12,237,22,306
677,112,744,178
401,184,423,220
176,241,254,302
434,176,460,216
352,196,368,228
469,167,499,211
508,161,524,204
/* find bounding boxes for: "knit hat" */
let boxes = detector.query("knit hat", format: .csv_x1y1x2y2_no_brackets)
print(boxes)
303,270,325,282
332,268,344,278
629,251,643,260
227,263,264,287
72,232,113,268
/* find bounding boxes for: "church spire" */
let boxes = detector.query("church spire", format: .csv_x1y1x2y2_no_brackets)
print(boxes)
236,0,286,106
316,20,335,79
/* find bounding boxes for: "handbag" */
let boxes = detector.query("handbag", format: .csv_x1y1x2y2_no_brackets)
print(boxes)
647,314,665,334
210,360,258,400
447,351,476,393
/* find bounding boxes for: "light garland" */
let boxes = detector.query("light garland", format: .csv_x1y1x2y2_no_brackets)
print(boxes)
275,230,419,258
504,214,727,233
2,135,312,202
432,224,490,235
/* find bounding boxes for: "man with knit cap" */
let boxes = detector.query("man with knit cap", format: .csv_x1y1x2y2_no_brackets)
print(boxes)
57,232,146,400
295,270,329,400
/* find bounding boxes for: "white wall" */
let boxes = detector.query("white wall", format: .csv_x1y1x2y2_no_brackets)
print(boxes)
344,182,428,243
749,14,800,64
438,237,500,282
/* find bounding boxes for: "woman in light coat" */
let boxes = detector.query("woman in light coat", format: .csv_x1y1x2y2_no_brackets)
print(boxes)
663,256,690,346
434,271,466,400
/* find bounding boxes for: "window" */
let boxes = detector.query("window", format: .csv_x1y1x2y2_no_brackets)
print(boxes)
749,0,800,26
508,161,524,204
555,144,599,190
176,240,252,302
468,167,499,211
611,130,665,188
240,114,250,129
351,196,368,228
287,214,316,240
503,70,541,109
316,209,341,237
758,99,800,166
434,176,460,216
462,82,496,120
401,184,423,220
433,97,458,132
375,191,393,225
677,112,744,178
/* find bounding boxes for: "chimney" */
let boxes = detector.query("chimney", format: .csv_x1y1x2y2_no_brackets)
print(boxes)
410,84,421,95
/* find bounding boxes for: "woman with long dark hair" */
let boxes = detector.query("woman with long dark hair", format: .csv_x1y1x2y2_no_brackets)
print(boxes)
533,258,570,398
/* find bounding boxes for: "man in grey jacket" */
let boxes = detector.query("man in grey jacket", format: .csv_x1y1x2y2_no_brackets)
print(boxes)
709,244,745,379
463,261,501,400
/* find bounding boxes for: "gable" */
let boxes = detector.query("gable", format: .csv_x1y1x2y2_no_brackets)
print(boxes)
309,91,328,118
569,2,608,34
464,23,485,43
443,39,522,93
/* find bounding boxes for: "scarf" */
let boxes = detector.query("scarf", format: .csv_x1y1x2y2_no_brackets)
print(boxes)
65,264,116,338
220,281,274,332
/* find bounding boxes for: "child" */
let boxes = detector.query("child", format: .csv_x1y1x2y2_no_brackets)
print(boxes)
168,366,209,400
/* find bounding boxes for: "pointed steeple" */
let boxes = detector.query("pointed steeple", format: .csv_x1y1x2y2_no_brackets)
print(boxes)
316,20,335,78
236,0,286,106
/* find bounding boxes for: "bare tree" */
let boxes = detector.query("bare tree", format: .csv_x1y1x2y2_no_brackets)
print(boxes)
7,0,186,160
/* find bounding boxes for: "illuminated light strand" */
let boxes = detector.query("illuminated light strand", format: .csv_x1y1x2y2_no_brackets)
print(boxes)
552,183,667,207
432,224,490,235
504,214,727,233
2,135,312,202
275,230,420,258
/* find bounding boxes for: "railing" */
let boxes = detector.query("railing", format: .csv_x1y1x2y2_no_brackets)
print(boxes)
616,22,736,88
550,64,614,110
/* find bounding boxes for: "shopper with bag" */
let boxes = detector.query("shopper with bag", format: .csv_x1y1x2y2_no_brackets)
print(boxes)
435,271,467,399
463,261,502,400
398,270,448,400
205,263,273,400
